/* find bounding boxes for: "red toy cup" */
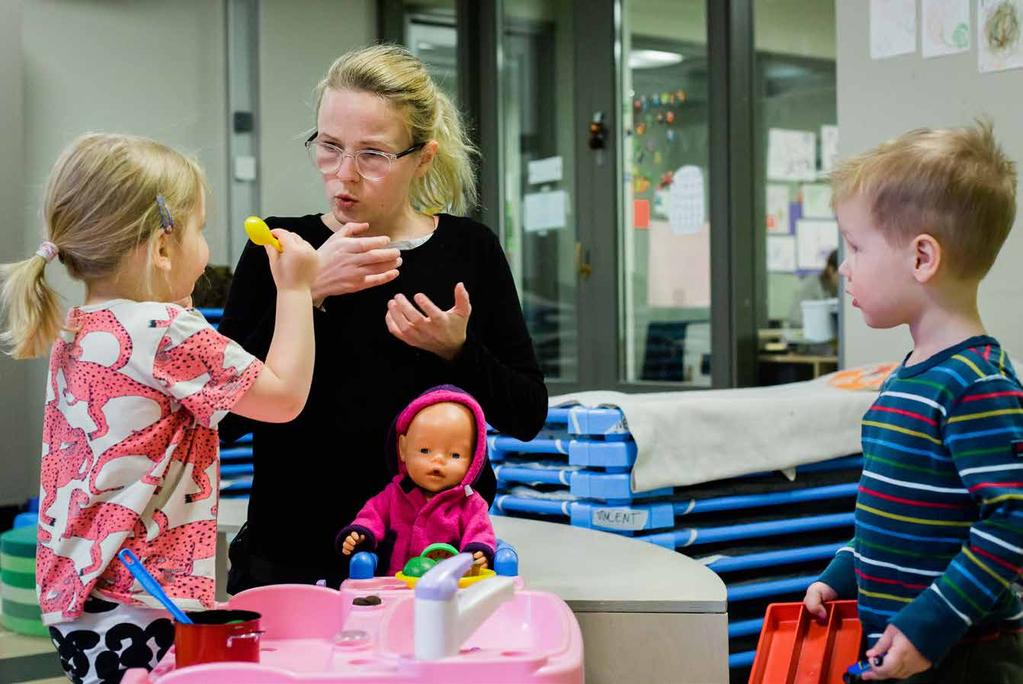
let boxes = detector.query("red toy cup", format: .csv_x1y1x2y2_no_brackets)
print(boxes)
174,609,263,667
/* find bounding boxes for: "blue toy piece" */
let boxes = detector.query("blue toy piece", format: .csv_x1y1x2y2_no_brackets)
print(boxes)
492,540,518,576
843,655,884,683
348,540,518,581
13,512,37,529
349,551,378,580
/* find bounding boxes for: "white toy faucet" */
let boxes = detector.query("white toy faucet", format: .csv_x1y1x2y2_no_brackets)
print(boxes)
414,553,515,660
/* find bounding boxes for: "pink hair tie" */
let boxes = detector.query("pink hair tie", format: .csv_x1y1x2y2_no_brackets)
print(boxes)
35,241,59,263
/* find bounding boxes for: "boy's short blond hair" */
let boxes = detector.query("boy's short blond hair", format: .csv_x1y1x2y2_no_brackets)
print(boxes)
831,121,1017,279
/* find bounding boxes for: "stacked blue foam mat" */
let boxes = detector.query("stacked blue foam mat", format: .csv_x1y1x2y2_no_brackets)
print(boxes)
488,405,860,679
200,307,254,498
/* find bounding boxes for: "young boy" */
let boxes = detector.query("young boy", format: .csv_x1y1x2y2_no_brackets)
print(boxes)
803,122,1023,682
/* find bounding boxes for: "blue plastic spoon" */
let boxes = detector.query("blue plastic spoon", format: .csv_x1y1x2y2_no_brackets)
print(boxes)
117,549,192,624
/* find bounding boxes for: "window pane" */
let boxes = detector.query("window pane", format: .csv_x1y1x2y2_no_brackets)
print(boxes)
404,2,458,100
502,0,578,381
621,0,710,386
754,0,839,386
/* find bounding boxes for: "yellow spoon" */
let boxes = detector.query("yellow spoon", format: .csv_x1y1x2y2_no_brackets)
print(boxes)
244,216,283,252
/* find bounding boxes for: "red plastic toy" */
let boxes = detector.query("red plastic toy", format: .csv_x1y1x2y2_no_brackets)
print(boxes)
749,600,862,684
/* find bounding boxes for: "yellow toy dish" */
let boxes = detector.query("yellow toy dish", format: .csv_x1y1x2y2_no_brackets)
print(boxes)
395,568,497,589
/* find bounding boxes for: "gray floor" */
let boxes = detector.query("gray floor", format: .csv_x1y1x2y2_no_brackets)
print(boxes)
0,627,66,683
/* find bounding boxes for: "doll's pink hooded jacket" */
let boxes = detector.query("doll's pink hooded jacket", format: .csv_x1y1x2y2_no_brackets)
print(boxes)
336,386,496,575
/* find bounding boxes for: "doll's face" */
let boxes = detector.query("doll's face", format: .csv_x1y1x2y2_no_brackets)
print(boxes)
399,402,475,495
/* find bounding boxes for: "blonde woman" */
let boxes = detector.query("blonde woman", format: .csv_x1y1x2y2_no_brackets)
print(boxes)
219,44,547,590
0,133,319,683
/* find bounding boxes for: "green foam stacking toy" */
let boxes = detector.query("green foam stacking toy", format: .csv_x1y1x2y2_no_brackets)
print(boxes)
1,525,47,637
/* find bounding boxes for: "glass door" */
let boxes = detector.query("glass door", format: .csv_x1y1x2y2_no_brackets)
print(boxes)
391,0,757,393
620,0,711,386
501,0,579,385
754,0,839,386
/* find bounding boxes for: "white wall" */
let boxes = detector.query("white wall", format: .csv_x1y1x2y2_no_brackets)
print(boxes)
0,0,376,505
0,0,229,508
23,0,231,264
0,0,34,507
258,0,377,218
837,1,1023,367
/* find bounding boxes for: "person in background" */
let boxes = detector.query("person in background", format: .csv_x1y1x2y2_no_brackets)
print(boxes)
789,249,839,327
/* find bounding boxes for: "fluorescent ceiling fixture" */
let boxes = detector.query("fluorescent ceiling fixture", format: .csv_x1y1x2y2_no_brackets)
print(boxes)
629,49,684,69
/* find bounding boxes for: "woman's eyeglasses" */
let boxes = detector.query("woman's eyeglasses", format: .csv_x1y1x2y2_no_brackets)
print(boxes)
304,132,425,181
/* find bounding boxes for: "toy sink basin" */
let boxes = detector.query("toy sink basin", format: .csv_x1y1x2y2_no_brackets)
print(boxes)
122,582,583,683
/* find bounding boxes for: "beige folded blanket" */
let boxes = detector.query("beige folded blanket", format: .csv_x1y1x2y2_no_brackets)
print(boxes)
550,371,880,493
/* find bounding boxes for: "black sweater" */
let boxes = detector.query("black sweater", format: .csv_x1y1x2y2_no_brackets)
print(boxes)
218,213,547,572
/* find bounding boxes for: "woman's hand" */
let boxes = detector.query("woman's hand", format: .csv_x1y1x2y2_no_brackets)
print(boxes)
312,222,402,304
385,282,471,361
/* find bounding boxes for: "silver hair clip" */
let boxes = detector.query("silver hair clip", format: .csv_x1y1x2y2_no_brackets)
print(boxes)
155,195,174,232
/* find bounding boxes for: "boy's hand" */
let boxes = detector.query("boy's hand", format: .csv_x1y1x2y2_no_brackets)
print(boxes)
803,581,838,622
861,624,931,680
267,230,320,293
341,532,365,556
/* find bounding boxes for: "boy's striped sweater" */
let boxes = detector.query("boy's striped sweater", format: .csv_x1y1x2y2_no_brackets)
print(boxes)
819,336,1023,663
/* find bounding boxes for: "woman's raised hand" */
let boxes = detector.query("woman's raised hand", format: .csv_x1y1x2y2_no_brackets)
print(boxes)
385,282,472,361
312,222,402,304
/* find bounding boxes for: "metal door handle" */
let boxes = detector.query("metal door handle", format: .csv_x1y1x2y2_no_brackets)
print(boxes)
576,242,592,279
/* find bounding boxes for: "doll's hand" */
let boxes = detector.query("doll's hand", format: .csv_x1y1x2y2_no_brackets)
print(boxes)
341,532,365,556
472,551,488,569
385,282,471,361
861,624,931,680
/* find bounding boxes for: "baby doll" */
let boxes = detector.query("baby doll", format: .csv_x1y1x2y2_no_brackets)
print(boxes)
337,385,496,575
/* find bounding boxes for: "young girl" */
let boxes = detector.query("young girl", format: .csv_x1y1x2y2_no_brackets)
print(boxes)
0,133,320,684
337,385,496,575
218,44,547,591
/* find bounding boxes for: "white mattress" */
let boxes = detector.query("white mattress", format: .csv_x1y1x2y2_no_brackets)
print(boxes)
550,371,879,493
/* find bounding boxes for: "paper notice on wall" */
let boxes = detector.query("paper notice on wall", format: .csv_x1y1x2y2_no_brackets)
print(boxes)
767,235,798,273
796,220,840,271
871,0,917,59
523,190,567,232
653,188,670,220
821,125,839,173
922,0,970,58
647,219,710,307
766,184,790,233
633,199,651,229
767,129,817,181
801,184,834,219
669,165,705,235
527,156,563,185
978,0,1023,73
